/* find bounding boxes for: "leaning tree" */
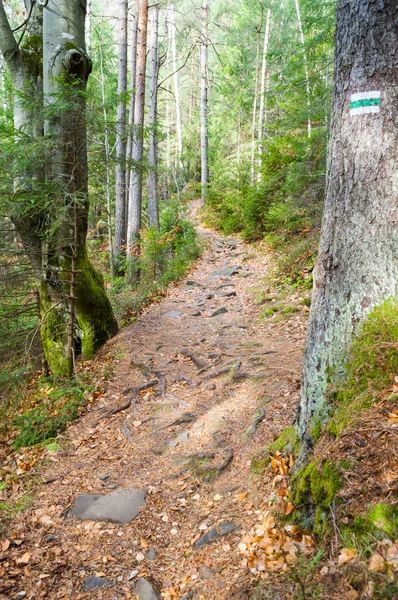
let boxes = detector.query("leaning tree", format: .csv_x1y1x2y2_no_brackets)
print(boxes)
297,0,398,451
0,0,118,375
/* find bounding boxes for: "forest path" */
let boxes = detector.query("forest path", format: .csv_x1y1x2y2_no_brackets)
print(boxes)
8,204,308,600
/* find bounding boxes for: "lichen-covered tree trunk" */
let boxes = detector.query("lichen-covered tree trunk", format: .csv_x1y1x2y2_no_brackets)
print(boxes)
297,0,398,445
113,0,129,277
148,4,159,230
127,0,148,281
39,0,117,372
200,0,209,204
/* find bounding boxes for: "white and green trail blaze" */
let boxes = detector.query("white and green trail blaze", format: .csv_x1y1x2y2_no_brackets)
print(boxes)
350,91,381,115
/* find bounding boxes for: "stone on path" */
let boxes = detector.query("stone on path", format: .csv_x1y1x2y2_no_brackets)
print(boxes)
210,307,228,318
82,577,113,591
193,521,238,550
165,311,183,318
70,489,146,524
210,267,241,278
134,577,161,600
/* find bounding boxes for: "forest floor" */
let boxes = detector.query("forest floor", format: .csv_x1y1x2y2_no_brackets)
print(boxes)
1,204,334,599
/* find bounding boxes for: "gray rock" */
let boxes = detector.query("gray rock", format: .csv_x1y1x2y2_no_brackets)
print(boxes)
147,548,156,561
45,535,59,543
134,578,161,600
210,307,228,318
186,281,202,287
214,291,237,298
193,521,238,550
210,267,240,277
192,311,201,317
98,474,110,481
165,311,183,318
70,489,146,524
82,577,112,591
206,383,216,391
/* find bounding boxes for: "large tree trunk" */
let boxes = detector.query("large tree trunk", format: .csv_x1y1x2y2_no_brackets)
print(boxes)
113,0,129,276
148,4,160,230
297,0,398,447
127,0,149,281
39,0,117,372
200,0,209,205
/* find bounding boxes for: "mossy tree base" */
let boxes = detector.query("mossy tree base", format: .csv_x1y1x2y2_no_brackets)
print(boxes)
39,250,118,375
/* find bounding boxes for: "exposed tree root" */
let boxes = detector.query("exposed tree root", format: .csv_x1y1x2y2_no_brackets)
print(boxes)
180,348,208,369
202,359,241,381
195,447,234,479
246,407,266,439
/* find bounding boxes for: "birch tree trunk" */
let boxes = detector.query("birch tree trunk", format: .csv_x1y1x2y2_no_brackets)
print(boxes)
113,0,129,276
127,0,149,281
126,3,138,216
148,4,160,229
168,3,183,176
294,0,311,138
257,8,271,182
297,0,398,449
200,0,209,205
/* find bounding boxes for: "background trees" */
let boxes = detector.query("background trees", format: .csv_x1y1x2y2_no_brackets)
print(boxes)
0,0,337,382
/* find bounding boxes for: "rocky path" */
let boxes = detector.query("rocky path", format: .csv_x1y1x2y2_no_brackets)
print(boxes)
3,211,308,599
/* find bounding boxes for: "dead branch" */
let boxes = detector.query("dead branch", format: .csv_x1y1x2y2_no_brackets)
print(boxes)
179,452,216,460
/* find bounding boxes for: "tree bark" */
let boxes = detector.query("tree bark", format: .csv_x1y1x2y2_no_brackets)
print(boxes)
200,0,208,205
113,0,129,276
39,0,117,372
297,0,398,444
294,0,311,138
126,6,138,223
168,3,183,176
127,0,149,281
257,8,271,182
148,4,160,229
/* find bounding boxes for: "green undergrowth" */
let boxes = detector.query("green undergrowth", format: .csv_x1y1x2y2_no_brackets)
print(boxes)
108,200,201,326
9,377,91,449
327,298,398,437
340,504,398,553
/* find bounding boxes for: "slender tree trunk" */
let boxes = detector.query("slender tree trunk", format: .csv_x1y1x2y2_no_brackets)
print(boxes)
168,3,183,176
126,4,138,217
113,0,129,276
98,16,114,273
294,0,311,138
297,0,398,450
148,4,160,229
250,16,262,185
257,8,271,182
200,0,209,204
86,0,91,52
127,0,149,281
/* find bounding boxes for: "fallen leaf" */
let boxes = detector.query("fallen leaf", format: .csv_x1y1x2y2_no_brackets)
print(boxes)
16,552,31,565
338,548,356,565
136,552,145,562
368,553,385,572
1,539,10,552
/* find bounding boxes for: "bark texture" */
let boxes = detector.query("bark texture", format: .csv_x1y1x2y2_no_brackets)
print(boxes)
148,4,159,229
127,0,148,280
114,0,129,276
200,0,208,204
297,0,398,440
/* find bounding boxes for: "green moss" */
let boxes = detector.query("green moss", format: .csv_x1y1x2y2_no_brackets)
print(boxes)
369,504,398,539
328,299,398,437
289,459,343,535
310,421,322,440
251,427,301,473
268,426,301,456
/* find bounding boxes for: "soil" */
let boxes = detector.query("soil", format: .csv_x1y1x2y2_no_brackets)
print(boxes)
0,206,320,599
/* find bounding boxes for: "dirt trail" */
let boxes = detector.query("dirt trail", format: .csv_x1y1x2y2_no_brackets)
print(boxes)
4,207,308,599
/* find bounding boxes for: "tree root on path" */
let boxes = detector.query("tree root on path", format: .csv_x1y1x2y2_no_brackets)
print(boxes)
245,407,266,439
195,447,234,480
179,348,208,370
122,379,158,396
201,359,241,381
